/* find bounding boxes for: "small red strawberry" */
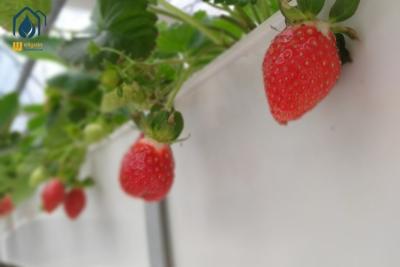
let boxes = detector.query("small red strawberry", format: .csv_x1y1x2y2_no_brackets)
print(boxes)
119,135,174,202
263,0,360,124
64,188,86,220
0,195,14,217
41,179,65,213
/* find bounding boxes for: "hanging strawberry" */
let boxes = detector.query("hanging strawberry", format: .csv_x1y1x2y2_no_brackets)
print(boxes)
0,195,14,217
41,179,66,213
64,188,86,220
263,0,360,124
119,135,175,202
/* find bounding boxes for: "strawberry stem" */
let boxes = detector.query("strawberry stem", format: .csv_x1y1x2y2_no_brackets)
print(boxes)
331,25,359,40
166,69,195,110
279,0,309,25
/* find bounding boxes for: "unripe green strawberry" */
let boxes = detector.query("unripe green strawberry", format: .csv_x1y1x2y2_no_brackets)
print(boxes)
101,69,120,88
29,166,46,187
84,123,105,143
122,83,147,109
101,82,147,113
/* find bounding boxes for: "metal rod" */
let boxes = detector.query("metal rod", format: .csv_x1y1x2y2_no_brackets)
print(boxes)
145,199,175,267
160,200,174,267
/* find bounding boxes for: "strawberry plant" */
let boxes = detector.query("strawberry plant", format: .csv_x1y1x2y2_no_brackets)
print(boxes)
0,0,278,210
4,0,363,217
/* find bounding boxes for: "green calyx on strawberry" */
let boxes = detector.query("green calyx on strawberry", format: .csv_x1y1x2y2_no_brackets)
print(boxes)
119,134,175,202
263,0,360,124
133,105,184,144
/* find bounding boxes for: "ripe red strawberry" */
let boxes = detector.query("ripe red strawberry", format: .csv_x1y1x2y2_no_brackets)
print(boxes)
41,179,65,213
64,188,86,220
119,135,174,202
0,195,13,217
262,0,360,124
263,23,341,124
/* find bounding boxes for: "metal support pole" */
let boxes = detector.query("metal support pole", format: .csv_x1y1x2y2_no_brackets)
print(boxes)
145,200,175,267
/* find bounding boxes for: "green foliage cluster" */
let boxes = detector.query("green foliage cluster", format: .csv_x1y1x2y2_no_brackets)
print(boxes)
0,0,278,207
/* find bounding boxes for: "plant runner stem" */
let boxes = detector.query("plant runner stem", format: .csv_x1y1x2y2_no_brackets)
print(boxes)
166,69,194,110
157,0,224,46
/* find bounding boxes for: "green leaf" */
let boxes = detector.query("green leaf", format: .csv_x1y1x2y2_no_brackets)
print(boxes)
155,64,177,84
47,72,99,94
95,0,158,59
0,92,19,133
203,0,257,6
53,0,158,64
12,178,35,205
211,16,244,40
28,114,45,131
255,0,279,20
0,0,51,31
157,22,198,55
87,41,101,58
297,0,325,16
0,131,20,147
23,104,43,114
329,0,360,22
46,73,101,123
